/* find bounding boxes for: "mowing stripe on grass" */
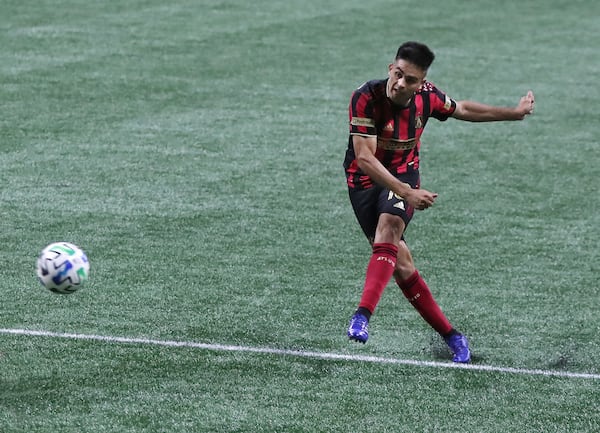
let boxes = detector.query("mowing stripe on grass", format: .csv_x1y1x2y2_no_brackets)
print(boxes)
2,328,599,380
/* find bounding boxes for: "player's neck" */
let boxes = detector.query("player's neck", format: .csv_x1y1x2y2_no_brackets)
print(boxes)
388,96,412,108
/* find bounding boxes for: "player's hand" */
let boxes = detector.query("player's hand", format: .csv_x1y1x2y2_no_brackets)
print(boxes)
406,188,438,210
516,90,535,119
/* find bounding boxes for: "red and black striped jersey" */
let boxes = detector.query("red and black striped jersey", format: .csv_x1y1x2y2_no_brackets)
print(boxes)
344,79,456,189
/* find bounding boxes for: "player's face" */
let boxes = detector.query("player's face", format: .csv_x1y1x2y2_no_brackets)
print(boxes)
386,59,427,105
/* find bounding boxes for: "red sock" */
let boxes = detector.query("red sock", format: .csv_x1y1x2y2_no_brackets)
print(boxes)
358,243,398,314
396,270,453,336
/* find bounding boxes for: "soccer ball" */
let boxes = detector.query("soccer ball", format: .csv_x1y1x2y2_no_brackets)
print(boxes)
37,242,90,294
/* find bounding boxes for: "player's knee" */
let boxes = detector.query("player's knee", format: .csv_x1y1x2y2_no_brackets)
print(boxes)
394,260,415,281
375,214,405,243
394,242,415,280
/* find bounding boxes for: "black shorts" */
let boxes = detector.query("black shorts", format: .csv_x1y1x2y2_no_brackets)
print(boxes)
348,169,420,242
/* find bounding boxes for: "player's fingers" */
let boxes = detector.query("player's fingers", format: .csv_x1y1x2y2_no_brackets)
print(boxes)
527,90,534,100
420,198,434,209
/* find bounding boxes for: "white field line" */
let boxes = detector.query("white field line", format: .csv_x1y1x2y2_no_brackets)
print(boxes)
2,328,599,380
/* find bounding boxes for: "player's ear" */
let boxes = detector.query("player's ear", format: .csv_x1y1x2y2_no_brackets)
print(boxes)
387,64,396,78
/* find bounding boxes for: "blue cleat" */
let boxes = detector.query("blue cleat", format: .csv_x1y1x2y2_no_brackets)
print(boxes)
445,333,471,363
347,313,369,343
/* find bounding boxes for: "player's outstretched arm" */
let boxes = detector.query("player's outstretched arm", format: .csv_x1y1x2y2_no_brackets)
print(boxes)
452,90,535,122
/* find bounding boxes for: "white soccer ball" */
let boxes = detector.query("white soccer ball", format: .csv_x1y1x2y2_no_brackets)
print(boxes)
37,242,90,294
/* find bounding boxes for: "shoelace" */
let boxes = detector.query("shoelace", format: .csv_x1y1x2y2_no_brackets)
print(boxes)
349,317,367,332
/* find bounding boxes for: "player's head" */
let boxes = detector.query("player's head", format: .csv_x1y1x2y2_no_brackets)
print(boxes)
395,41,435,70
387,42,433,105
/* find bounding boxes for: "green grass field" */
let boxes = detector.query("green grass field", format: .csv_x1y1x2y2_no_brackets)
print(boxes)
1,0,599,431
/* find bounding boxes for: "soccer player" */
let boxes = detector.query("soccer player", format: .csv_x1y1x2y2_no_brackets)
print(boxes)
344,41,535,363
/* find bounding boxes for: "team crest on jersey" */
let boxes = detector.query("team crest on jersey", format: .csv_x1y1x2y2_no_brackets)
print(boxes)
415,115,424,129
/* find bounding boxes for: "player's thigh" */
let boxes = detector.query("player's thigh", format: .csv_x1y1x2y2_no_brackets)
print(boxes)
348,169,420,242
374,213,405,245
348,187,380,242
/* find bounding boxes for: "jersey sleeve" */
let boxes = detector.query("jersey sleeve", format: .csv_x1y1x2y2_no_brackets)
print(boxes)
349,84,377,136
428,84,457,121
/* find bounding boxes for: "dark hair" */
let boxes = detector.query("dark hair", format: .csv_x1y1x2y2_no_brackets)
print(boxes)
395,41,435,70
